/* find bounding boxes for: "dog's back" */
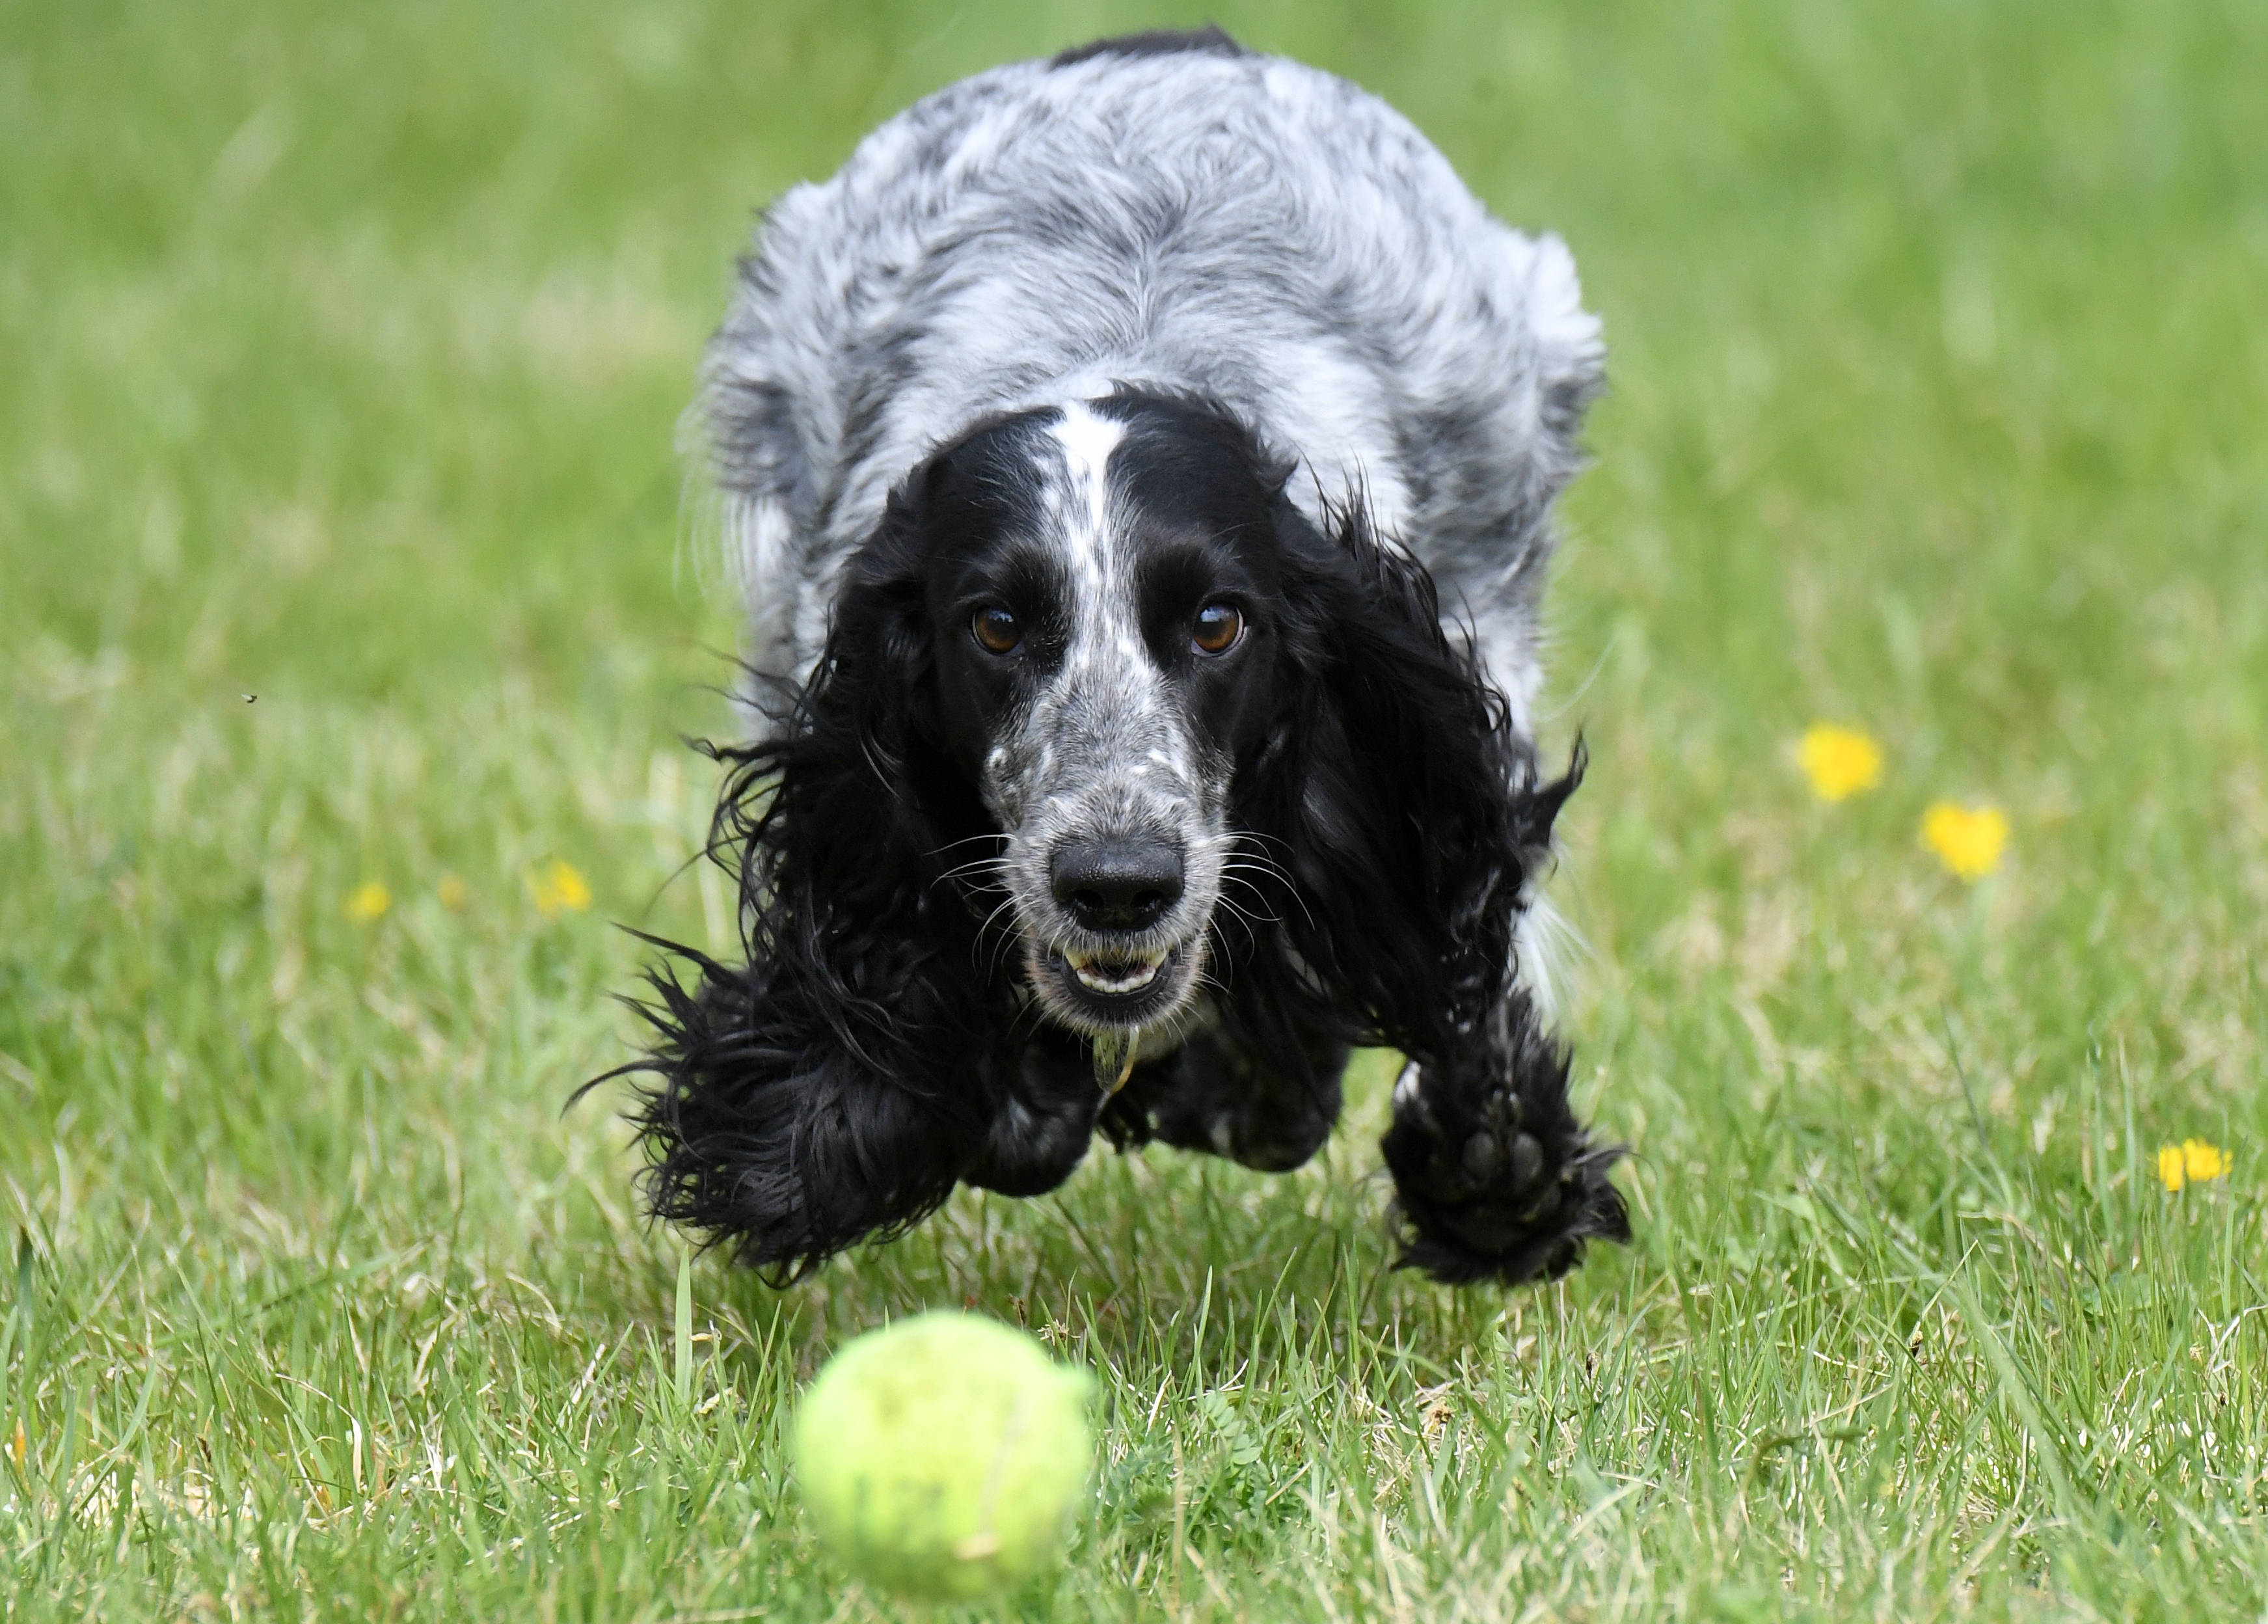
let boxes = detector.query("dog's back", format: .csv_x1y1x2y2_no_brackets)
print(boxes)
703,31,1603,733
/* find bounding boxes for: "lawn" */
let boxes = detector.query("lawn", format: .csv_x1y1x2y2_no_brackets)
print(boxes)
5,0,2265,1617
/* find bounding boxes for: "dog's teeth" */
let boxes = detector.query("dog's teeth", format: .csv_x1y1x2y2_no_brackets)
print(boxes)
1066,947,1168,994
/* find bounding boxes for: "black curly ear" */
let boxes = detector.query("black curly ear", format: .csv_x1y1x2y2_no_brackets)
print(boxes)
1230,492,1627,1285
594,480,1005,1282
1232,494,1535,1055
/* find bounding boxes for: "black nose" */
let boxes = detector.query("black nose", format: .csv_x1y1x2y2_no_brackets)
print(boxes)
1051,837,1184,933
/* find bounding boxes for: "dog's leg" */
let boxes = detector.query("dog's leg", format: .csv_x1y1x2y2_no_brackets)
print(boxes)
1379,992,1628,1286
620,949,1008,1279
1099,1023,1347,1172
964,1026,1105,1196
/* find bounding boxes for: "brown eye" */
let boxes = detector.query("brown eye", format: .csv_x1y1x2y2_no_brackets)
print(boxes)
971,605,1022,654
1192,602,1243,655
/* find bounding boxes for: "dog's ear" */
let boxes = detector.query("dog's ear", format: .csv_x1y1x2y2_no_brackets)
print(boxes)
603,471,1000,1282
1231,494,1621,1288
1235,494,1574,1061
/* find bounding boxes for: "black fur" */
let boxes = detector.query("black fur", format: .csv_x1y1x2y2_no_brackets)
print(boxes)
1051,25,1250,68
603,393,1625,1286
1381,995,1631,1285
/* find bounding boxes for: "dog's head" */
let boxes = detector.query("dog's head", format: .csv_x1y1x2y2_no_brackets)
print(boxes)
764,387,1555,1070
854,394,1284,1036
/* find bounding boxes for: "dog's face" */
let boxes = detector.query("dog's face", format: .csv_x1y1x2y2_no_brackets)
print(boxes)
909,394,1288,1037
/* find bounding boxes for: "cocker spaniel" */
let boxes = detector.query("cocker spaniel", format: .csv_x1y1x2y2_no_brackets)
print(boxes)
608,27,1630,1287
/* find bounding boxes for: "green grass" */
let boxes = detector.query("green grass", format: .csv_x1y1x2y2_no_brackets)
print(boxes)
5,0,2266,1616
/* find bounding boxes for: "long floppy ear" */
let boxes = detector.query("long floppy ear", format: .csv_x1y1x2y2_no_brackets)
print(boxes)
596,477,1003,1282
1232,493,1626,1284
1235,493,1537,1051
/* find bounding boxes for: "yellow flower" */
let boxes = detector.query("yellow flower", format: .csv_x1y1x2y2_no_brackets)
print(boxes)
1921,802,2008,882
1798,724,1884,802
10,1417,24,1469
344,880,392,923
2185,1139,2230,1182
530,858,592,917
437,874,469,912
2159,1139,2229,1192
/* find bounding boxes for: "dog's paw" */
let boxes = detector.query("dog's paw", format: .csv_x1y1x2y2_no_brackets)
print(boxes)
966,1030,1103,1197
1098,1029,1343,1172
1380,1032,1628,1286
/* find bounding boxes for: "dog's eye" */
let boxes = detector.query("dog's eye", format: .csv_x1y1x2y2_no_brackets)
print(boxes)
971,605,1023,655
1192,602,1244,655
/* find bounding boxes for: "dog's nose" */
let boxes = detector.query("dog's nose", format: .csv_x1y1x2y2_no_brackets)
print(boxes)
1051,837,1183,933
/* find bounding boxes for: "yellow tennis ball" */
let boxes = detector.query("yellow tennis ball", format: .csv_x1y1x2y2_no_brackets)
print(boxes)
792,1311,1096,1601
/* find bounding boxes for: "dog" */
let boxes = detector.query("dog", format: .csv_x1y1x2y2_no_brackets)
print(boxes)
608,27,1630,1288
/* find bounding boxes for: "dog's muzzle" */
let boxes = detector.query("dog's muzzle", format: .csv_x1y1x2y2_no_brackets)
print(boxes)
1026,830,1206,1035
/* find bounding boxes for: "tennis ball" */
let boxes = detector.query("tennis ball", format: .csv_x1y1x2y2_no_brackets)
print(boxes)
792,1311,1096,1601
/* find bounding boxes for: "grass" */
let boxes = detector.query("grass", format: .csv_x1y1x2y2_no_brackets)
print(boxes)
4,0,2266,1616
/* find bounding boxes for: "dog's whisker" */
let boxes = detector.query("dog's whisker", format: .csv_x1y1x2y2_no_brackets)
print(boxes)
1222,836,1304,890
1220,854,1312,930
927,832,1010,860
1219,854,1291,880
1220,855,1298,895
1217,874,1284,917
974,896,1027,979
935,855,1014,887
1209,896,1263,954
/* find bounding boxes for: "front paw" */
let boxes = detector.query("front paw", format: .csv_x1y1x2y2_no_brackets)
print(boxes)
1380,1034,1628,1286
1097,1029,1343,1172
965,1029,1102,1197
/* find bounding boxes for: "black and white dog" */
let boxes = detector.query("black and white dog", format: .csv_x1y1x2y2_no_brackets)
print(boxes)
613,28,1628,1287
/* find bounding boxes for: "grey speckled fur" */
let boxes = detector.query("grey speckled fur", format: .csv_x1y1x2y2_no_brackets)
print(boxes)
701,42,1604,742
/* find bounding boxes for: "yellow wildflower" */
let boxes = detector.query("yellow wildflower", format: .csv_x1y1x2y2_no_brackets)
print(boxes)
530,858,592,917
10,1417,24,1469
2159,1139,2229,1191
1921,802,2008,882
344,880,392,923
437,874,469,912
1798,724,1884,802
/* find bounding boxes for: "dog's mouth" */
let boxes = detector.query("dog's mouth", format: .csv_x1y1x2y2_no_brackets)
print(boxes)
1035,938,1198,1028
1064,944,1169,995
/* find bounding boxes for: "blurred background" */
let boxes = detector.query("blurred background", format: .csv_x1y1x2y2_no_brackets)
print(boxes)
3,1,2265,1616
12,0,2261,716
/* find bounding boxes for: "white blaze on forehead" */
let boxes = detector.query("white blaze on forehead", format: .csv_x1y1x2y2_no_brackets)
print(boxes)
1042,403,1141,666
1046,402,1124,566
